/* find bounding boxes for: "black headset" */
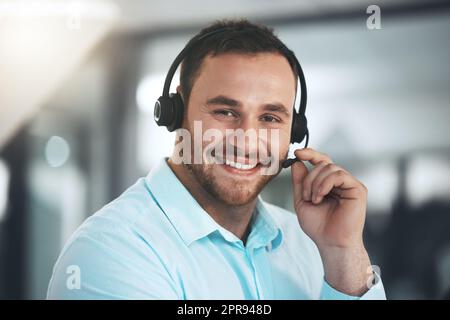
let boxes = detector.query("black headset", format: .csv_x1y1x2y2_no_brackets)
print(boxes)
154,27,309,164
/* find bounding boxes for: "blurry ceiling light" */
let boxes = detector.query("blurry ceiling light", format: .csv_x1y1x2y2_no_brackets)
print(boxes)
0,0,119,19
0,0,119,54
358,161,398,214
136,72,179,114
136,73,166,114
0,0,120,149
45,136,71,168
0,159,10,222
407,155,450,207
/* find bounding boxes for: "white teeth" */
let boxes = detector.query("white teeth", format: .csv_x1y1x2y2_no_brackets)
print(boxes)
225,159,257,170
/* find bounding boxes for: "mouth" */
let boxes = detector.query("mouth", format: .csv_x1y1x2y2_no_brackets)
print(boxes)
220,161,261,176
206,151,275,176
215,155,266,176
224,158,258,170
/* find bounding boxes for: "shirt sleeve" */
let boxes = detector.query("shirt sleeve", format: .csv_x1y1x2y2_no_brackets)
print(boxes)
47,228,181,300
319,272,386,300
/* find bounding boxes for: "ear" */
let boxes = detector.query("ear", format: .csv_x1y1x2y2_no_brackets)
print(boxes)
176,85,185,104
175,85,188,127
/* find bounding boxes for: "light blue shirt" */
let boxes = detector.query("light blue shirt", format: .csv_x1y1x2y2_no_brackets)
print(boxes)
47,158,386,300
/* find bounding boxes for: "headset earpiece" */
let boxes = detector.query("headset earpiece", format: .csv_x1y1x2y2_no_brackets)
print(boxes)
154,93,184,132
290,112,308,144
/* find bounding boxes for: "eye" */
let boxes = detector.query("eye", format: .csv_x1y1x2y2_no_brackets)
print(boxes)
213,109,238,118
260,114,281,123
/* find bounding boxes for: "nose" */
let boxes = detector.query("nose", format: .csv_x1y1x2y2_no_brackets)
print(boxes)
226,116,262,163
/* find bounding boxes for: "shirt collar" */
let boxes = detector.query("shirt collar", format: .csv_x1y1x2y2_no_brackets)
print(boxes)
248,199,283,251
144,158,283,250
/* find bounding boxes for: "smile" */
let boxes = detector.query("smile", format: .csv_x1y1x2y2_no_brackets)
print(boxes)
224,159,258,170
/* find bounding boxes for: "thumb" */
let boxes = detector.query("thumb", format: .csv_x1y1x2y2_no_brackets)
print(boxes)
291,160,308,205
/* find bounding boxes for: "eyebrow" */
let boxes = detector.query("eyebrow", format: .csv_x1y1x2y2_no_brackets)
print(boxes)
262,103,290,117
206,95,241,108
205,95,291,117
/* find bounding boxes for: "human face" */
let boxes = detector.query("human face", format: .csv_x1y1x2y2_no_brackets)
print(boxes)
181,52,296,206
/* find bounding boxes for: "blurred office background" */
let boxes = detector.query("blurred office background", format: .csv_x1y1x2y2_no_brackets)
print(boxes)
0,0,449,299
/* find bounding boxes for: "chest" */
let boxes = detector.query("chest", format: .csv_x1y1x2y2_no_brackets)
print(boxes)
173,241,319,300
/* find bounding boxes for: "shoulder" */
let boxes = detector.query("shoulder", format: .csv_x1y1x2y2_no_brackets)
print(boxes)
60,178,176,256
47,178,182,299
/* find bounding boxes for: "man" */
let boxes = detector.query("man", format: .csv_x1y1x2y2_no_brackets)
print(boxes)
47,19,386,299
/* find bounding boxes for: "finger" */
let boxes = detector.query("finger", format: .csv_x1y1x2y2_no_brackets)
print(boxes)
294,148,332,166
311,163,346,203
291,160,308,206
315,170,365,203
302,161,329,201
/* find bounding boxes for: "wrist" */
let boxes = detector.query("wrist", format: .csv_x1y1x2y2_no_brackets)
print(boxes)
318,242,372,297
317,240,366,255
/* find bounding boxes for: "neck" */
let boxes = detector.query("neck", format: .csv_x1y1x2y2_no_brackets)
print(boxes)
167,158,257,243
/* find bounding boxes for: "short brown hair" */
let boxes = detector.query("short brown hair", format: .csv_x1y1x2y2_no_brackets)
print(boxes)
179,18,298,106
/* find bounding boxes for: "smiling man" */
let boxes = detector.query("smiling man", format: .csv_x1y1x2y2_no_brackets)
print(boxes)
47,19,386,300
